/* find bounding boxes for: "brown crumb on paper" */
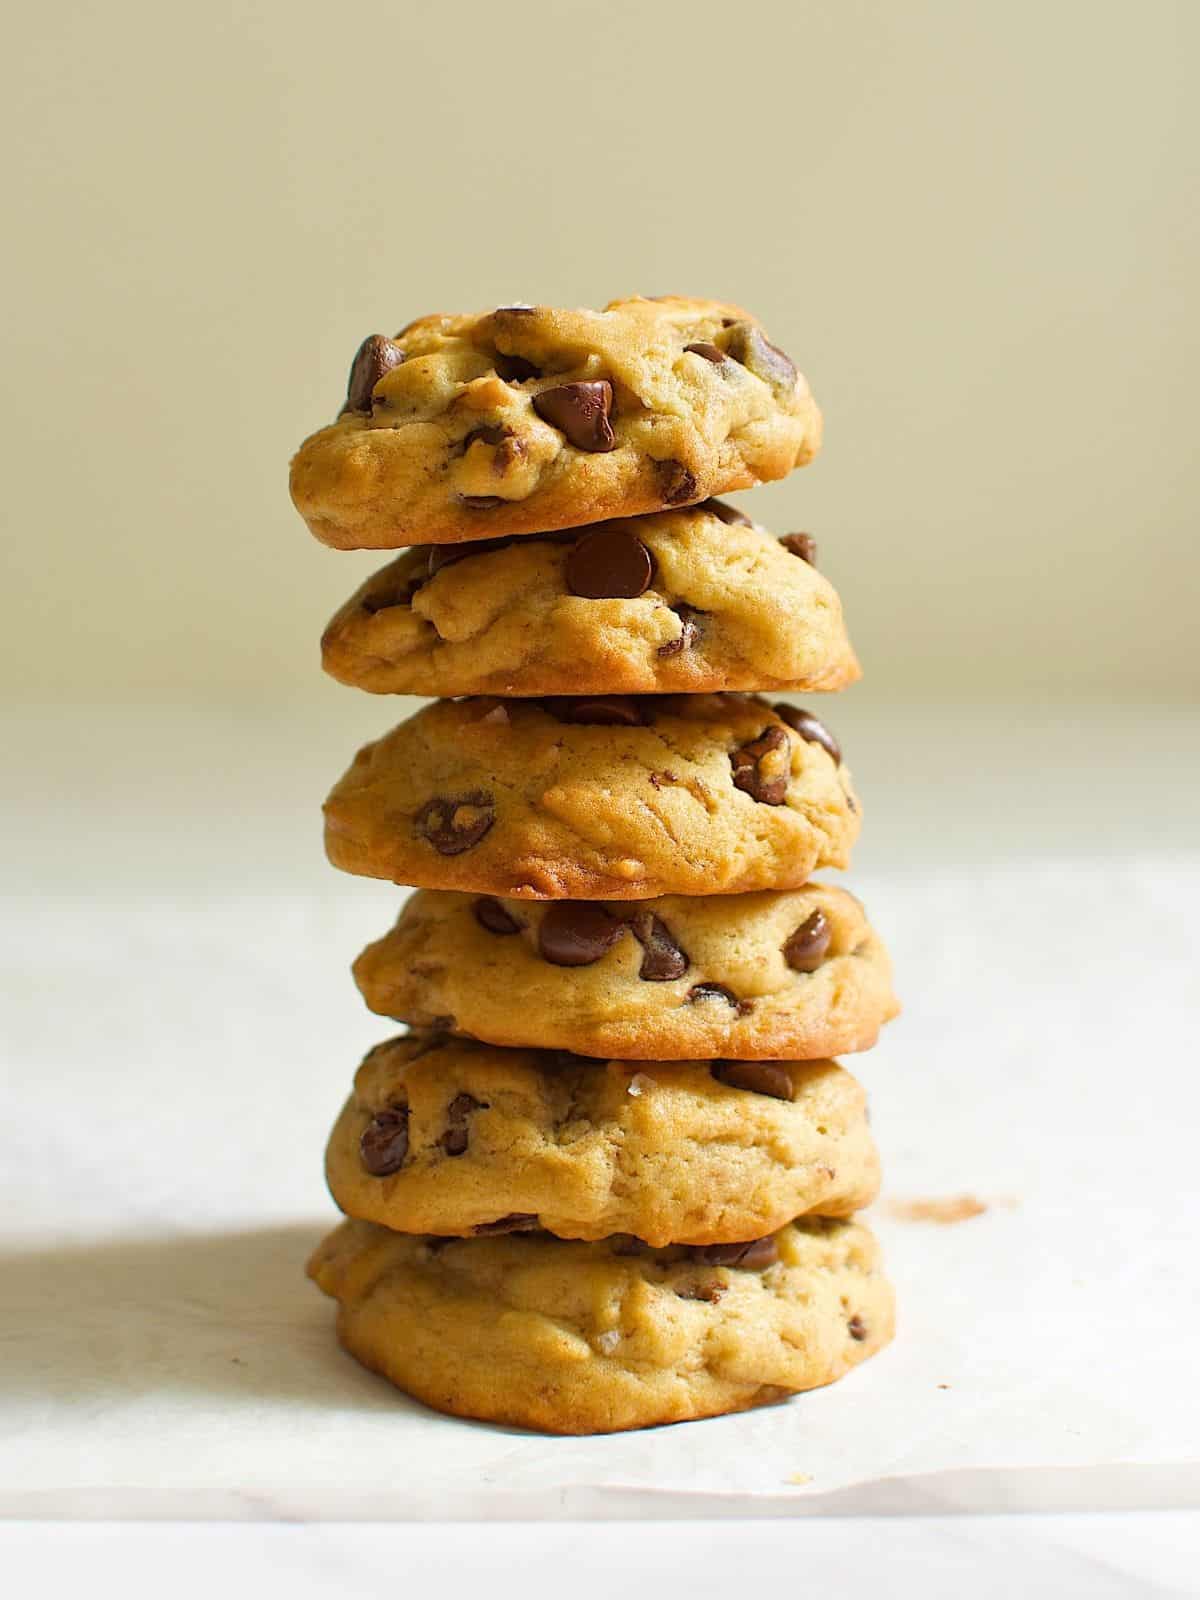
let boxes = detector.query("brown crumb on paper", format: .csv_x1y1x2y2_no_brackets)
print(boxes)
886,1194,989,1224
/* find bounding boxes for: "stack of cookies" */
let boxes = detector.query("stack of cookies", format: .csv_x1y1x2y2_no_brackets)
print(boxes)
290,296,898,1435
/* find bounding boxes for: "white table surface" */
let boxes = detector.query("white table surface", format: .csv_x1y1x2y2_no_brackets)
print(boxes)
2,702,1198,1586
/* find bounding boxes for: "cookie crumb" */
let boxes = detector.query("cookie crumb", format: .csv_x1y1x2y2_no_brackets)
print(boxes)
886,1194,988,1224
786,1472,813,1486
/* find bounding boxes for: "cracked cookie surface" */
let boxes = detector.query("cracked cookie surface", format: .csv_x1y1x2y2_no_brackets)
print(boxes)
321,501,858,698
326,1033,880,1245
323,694,859,899
352,884,896,1060
307,1215,894,1434
289,296,822,549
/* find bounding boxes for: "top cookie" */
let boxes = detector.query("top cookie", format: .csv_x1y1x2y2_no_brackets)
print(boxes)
289,296,822,549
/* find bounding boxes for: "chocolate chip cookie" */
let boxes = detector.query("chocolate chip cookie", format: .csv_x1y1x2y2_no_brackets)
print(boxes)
324,694,859,899
326,1033,880,1246
321,501,857,698
289,297,822,549
307,1215,893,1434
352,884,896,1060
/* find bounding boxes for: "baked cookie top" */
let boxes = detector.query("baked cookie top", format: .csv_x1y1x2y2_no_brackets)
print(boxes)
326,1032,880,1247
352,883,897,1061
307,1215,894,1434
321,501,858,699
323,694,859,899
289,296,822,548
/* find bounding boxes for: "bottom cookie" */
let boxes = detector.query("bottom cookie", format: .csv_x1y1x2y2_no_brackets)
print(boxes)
307,1216,894,1435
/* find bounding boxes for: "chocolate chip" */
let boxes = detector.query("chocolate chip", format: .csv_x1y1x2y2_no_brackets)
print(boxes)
541,696,649,727
494,304,537,316
703,498,751,526
565,525,654,599
783,910,832,973
780,533,818,565
724,322,798,392
630,914,689,982
359,1105,410,1176
657,459,698,505
344,335,404,413
683,341,726,363
495,353,542,382
687,983,746,1011
690,1237,779,1269
730,724,790,805
711,1061,795,1101
473,896,522,936
441,1092,484,1157
848,1315,867,1341
657,603,702,657
532,381,616,452
538,903,628,967
460,495,505,509
773,705,841,765
414,792,495,855
474,1212,539,1234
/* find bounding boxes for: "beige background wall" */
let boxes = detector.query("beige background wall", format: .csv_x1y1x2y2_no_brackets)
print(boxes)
2,0,1196,712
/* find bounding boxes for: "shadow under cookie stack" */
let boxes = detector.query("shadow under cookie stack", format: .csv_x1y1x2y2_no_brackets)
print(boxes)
290,295,898,1434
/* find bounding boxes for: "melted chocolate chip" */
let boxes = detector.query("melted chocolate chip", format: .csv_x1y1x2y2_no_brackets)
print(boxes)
413,792,495,855
780,532,818,565
473,896,522,936
730,723,790,805
344,335,404,413
773,704,841,765
630,914,689,982
461,495,505,509
565,525,654,599
538,903,628,967
494,304,537,316
474,1212,539,1234
690,1237,779,1269
711,1061,795,1101
657,603,702,657
703,498,752,526
848,1315,867,1341
657,459,698,505
724,322,798,392
495,353,542,382
359,1105,410,1176
683,341,726,363
687,983,747,1012
783,910,832,973
541,696,649,727
532,381,616,452
441,1092,484,1157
